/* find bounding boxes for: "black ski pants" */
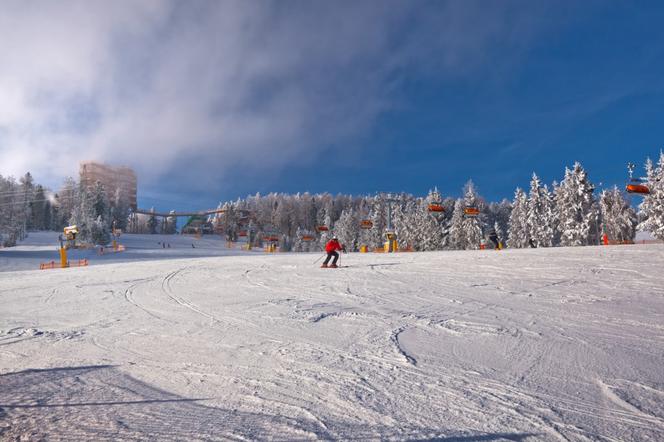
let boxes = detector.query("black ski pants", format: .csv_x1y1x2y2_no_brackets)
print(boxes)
323,251,339,265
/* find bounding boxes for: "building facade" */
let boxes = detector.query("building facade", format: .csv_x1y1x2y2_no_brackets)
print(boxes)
79,161,137,210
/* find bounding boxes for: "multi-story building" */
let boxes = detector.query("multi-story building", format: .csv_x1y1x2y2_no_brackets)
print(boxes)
79,161,137,210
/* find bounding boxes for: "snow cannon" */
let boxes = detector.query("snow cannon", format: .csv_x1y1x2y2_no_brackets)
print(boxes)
384,231,398,253
63,225,79,249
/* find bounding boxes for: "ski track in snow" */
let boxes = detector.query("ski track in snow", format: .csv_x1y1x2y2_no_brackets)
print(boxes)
1,234,664,440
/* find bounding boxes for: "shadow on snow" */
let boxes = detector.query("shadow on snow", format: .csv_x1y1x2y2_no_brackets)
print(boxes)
0,365,539,441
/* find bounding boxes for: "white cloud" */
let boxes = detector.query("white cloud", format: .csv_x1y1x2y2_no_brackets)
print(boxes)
0,1,550,195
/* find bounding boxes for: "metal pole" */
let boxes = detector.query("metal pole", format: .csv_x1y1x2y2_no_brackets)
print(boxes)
387,200,392,231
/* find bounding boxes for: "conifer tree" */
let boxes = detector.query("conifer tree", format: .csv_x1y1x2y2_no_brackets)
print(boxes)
147,210,158,235
394,200,419,250
333,208,359,251
110,188,130,231
507,188,529,248
30,185,51,230
56,177,78,229
369,196,387,249
446,199,466,250
637,152,664,240
526,173,555,247
447,181,485,249
555,162,598,246
600,186,637,243
19,172,34,235
69,186,96,243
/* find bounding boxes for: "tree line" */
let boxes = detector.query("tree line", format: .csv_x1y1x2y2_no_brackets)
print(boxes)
1,154,662,249
209,157,661,252
0,173,130,247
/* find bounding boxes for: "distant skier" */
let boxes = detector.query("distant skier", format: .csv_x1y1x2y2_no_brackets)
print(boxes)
321,236,346,268
488,229,499,250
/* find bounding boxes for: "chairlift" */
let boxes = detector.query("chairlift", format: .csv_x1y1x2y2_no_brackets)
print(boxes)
316,225,329,232
301,234,316,242
238,230,248,237
360,220,373,229
263,235,279,242
626,161,651,196
464,207,480,217
427,203,444,213
626,182,650,195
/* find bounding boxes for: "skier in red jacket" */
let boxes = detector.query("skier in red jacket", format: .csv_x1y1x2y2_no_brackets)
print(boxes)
322,236,345,268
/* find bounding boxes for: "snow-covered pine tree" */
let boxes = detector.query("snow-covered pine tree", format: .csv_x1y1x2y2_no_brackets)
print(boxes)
526,173,555,247
274,198,295,246
147,210,158,235
69,186,96,243
394,200,418,250
317,210,333,250
426,187,442,208
296,227,316,252
56,177,78,229
222,202,238,241
368,196,386,249
448,181,485,250
416,199,444,251
486,199,512,244
439,196,456,248
599,186,637,243
446,199,466,250
90,215,111,245
19,172,34,235
507,188,529,248
333,208,359,252
555,162,599,246
30,185,51,230
357,197,373,249
637,152,664,240
110,188,130,231
0,174,24,246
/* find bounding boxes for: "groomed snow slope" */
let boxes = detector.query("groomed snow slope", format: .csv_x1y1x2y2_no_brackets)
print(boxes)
1,237,664,441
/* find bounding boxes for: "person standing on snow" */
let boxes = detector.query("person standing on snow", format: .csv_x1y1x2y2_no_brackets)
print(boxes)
488,229,499,250
322,236,346,268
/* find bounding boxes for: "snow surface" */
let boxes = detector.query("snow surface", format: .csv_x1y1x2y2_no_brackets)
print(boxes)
0,232,251,273
1,234,664,441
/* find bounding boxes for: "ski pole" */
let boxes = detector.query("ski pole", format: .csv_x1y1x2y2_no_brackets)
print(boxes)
313,254,326,264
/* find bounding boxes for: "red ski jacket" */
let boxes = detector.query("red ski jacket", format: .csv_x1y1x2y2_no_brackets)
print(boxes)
325,239,343,253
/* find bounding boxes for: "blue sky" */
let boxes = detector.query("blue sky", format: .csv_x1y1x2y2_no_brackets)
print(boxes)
1,1,663,211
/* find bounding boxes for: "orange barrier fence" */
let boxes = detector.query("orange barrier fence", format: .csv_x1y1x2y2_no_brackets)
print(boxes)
40,259,88,270
606,240,634,245
98,245,125,255
39,261,58,270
